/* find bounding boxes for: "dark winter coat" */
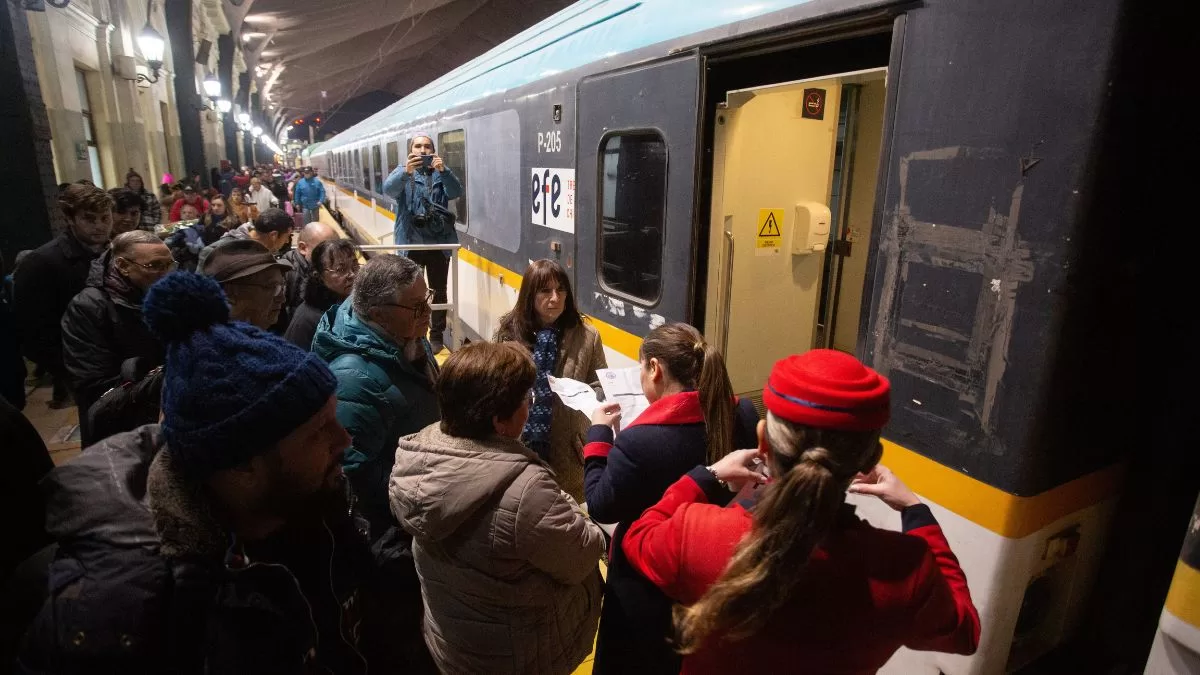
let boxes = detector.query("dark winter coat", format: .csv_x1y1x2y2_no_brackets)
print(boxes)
312,300,439,536
11,231,101,376
60,253,163,446
1,288,26,409
284,277,344,350
16,426,419,675
271,247,311,335
583,391,759,675
0,395,53,579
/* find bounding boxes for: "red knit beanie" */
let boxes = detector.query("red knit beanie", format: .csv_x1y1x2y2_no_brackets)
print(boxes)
762,349,890,431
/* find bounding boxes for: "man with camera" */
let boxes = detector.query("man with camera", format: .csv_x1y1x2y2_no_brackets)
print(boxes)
382,135,463,353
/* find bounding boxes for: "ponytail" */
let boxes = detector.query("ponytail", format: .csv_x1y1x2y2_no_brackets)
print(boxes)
696,342,735,464
641,323,737,464
674,414,881,653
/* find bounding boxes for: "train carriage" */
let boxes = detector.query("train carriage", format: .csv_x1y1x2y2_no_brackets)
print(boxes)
304,1,1175,672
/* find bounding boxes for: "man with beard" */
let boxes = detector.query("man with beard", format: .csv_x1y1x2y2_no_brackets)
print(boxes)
17,272,425,673
12,183,114,408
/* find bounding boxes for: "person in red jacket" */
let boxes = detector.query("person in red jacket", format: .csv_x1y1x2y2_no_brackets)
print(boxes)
168,185,210,222
622,349,980,674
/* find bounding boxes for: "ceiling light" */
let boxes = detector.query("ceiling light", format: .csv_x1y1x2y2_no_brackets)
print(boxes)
217,99,232,113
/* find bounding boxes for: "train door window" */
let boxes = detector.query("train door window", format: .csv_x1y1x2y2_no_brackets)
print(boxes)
437,129,468,228
598,131,666,303
360,148,371,190
352,149,361,188
386,141,399,179
372,145,383,193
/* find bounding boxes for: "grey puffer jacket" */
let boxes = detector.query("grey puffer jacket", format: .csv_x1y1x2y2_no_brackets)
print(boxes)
389,424,605,675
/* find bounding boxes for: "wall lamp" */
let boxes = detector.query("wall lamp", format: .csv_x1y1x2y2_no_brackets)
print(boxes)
136,25,165,84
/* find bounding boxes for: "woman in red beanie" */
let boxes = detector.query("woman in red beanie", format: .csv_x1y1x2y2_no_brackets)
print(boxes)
622,349,980,674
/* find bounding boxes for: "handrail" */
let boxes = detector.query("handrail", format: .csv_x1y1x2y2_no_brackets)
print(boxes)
357,244,461,252
354,243,463,350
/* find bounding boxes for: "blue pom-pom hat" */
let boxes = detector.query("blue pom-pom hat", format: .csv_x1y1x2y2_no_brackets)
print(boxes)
143,272,337,477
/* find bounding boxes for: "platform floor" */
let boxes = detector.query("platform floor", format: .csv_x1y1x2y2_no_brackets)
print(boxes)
22,377,81,467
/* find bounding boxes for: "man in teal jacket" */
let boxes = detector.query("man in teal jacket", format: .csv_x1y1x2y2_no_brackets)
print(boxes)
382,135,462,353
312,254,439,537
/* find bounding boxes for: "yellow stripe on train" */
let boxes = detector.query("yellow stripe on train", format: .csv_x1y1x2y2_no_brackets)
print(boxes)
330,180,1126,538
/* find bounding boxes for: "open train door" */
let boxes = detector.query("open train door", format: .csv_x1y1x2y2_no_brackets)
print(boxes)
575,54,702,344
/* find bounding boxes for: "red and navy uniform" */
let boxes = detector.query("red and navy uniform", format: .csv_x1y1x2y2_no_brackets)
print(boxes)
583,391,758,674
622,467,981,675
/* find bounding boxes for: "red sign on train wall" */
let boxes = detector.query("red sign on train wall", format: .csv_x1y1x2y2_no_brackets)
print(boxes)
532,167,575,233
802,88,826,120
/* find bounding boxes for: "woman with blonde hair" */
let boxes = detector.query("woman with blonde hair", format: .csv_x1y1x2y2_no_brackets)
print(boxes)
584,322,759,674
622,349,980,673
493,259,606,501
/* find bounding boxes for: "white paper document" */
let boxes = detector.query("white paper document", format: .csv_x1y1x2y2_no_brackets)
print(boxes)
547,375,602,418
595,366,650,431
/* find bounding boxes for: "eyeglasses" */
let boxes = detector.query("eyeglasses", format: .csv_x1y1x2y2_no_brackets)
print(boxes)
324,265,358,278
119,257,177,273
379,288,435,316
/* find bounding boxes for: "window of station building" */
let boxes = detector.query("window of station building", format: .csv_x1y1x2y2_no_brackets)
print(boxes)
437,129,468,227
75,69,104,187
598,131,666,304
372,145,383,194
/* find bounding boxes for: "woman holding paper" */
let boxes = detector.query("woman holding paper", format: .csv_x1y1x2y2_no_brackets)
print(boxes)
494,259,607,502
583,322,759,675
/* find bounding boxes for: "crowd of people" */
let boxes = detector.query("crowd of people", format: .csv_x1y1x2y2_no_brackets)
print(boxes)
0,140,981,674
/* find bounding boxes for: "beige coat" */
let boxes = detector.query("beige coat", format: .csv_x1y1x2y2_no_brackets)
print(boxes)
390,424,605,675
494,320,607,502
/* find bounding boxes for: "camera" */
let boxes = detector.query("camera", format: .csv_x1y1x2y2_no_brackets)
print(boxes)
421,155,434,170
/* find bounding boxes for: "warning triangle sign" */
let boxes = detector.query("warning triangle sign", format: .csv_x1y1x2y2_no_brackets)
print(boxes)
759,212,781,237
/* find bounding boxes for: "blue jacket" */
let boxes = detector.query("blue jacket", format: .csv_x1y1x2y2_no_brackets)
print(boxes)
381,165,463,251
294,176,326,210
583,391,759,675
312,299,439,534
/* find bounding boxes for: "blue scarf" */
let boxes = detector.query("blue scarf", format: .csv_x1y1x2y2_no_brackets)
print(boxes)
522,327,559,460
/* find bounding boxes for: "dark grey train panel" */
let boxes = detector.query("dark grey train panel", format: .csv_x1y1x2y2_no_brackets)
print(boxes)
575,54,702,332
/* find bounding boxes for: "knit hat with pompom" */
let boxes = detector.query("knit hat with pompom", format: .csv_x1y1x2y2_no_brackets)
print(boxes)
763,349,890,432
142,271,336,477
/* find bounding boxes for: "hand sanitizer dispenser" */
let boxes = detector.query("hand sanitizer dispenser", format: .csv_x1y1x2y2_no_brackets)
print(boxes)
792,202,831,255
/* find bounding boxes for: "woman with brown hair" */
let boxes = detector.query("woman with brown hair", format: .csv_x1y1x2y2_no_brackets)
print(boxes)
622,350,980,674
493,259,606,501
583,322,759,674
390,341,605,675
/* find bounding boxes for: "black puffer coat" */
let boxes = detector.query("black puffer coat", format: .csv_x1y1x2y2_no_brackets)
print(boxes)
11,231,100,377
17,426,428,674
60,253,163,446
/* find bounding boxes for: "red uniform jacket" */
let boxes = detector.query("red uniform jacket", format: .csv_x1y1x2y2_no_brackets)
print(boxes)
622,467,980,674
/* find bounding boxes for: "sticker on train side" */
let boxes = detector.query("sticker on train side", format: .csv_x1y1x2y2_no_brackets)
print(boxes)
532,167,575,233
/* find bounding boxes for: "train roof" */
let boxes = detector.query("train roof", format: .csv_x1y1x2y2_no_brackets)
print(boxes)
317,0,875,153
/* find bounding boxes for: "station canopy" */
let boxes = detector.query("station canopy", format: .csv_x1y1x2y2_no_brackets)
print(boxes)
241,0,573,121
